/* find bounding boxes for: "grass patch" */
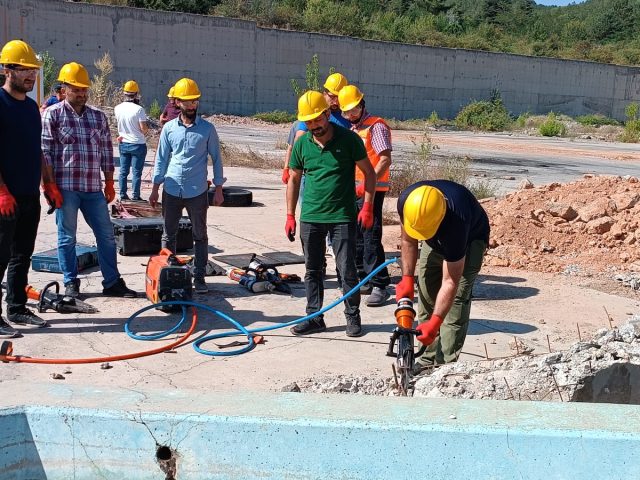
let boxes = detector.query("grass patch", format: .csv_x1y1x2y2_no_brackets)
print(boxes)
253,110,296,124
575,114,620,127
619,102,640,143
274,137,288,150
148,99,161,119
220,142,282,169
538,112,566,137
389,129,498,199
455,96,512,132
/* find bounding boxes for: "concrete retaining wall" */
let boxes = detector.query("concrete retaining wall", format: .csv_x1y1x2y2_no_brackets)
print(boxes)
1,386,640,479
2,0,640,120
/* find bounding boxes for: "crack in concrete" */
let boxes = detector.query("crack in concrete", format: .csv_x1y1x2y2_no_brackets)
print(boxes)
62,413,108,480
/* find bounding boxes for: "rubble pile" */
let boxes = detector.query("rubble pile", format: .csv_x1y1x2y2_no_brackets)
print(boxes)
483,175,640,276
413,320,640,403
281,375,395,396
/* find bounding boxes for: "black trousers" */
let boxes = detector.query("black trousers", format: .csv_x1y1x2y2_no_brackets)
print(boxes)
0,194,41,315
356,192,390,288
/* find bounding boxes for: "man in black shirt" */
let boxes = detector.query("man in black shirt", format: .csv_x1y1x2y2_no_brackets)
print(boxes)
395,180,489,368
0,40,62,337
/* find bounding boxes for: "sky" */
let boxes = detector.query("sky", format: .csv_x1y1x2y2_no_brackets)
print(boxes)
536,0,587,5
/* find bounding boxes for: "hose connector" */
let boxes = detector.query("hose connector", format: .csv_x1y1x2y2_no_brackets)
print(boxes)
394,297,416,329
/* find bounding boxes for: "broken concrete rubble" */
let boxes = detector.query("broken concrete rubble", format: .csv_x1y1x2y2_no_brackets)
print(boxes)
413,319,640,404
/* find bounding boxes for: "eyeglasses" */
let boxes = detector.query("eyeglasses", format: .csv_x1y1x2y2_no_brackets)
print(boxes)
5,65,38,76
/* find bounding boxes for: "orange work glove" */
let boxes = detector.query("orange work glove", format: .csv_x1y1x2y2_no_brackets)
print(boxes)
416,314,444,346
0,185,16,218
104,179,116,203
281,167,290,185
395,275,415,302
285,213,296,242
357,201,373,230
355,183,365,198
42,182,63,213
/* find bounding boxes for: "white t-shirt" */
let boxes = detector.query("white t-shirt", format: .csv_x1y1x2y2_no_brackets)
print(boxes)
114,101,147,144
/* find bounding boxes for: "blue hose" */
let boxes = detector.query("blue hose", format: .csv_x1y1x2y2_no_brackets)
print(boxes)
125,257,398,357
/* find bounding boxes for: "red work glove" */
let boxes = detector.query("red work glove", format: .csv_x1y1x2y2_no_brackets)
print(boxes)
0,185,16,218
104,179,116,203
355,183,365,198
357,201,373,230
42,182,63,212
395,275,415,302
285,213,296,242
281,167,290,185
416,314,444,346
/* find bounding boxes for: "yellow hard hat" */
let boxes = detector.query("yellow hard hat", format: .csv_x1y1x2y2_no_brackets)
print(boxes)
173,78,201,100
57,62,91,88
123,80,139,94
338,84,364,112
0,40,41,68
297,91,329,122
403,185,447,241
323,72,348,96
167,86,175,98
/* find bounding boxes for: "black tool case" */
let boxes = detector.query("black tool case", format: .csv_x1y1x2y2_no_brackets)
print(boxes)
111,217,193,256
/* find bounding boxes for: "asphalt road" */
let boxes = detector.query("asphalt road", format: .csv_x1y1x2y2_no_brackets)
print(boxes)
217,124,640,194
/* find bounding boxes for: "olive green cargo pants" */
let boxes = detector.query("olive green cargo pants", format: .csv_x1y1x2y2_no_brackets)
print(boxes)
416,238,487,365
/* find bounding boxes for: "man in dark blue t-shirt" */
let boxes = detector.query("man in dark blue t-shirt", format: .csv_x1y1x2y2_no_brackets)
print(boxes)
39,83,64,113
0,40,63,338
395,180,490,369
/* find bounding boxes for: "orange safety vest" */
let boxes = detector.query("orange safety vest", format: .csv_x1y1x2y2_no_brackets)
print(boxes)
354,116,391,192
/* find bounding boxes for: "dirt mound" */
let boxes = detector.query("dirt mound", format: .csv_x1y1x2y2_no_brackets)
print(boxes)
483,175,640,276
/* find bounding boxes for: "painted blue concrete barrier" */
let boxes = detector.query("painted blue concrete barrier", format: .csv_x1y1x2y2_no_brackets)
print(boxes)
1,385,639,479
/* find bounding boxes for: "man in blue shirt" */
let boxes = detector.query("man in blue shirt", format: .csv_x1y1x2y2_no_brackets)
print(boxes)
149,78,224,293
39,84,64,113
295,73,351,140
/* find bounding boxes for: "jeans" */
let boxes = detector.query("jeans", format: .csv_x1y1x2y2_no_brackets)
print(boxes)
356,192,389,288
161,190,208,279
416,238,487,364
56,190,120,288
118,142,147,199
0,195,40,315
300,221,360,321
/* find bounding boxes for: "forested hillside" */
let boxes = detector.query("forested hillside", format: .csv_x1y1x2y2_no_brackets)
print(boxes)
88,0,640,65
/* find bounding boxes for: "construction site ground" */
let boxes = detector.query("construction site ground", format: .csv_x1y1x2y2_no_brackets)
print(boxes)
3,119,640,405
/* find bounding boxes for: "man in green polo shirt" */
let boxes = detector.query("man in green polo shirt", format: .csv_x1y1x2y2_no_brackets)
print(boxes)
285,91,376,337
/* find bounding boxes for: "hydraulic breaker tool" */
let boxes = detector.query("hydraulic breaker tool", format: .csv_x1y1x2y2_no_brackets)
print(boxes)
1,281,99,314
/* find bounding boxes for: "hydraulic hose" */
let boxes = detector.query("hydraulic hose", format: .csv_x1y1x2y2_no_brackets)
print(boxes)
127,257,399,357
0,306,197,364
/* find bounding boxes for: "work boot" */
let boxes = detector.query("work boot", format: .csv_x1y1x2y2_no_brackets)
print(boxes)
103,278,137,298
412,360,437,376
290,318,326,336
8,308,47,328
193,277,208,294
119,193,130,201
359,283,373,295
0,316,19,338
345,315,362,337
64,279,80,298
366,287,390,307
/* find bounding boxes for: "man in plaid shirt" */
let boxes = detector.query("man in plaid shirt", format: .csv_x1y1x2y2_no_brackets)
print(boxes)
41,62,136,299
338,85,392,307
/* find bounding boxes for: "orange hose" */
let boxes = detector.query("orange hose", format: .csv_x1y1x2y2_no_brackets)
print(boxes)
0,309,198,365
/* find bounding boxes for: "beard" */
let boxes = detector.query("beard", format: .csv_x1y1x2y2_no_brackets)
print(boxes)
181,107,197,120
311,125,328,137
10,76,33,94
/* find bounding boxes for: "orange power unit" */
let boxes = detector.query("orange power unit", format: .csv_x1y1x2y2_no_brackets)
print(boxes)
145,248,193,312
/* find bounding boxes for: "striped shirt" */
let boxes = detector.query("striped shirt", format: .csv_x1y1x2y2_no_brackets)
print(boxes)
41,101,114,192
351,111,392,154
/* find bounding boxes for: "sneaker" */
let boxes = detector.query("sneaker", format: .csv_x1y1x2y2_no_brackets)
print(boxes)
8,308,47,328
64,279,80,298
120,193,130,201
103,278,137,298
345,316,362,337
131,195,144,201
290,318,326,336
194,278,208,294
359,283,373,295
0,317,19,338
366,287,390,307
